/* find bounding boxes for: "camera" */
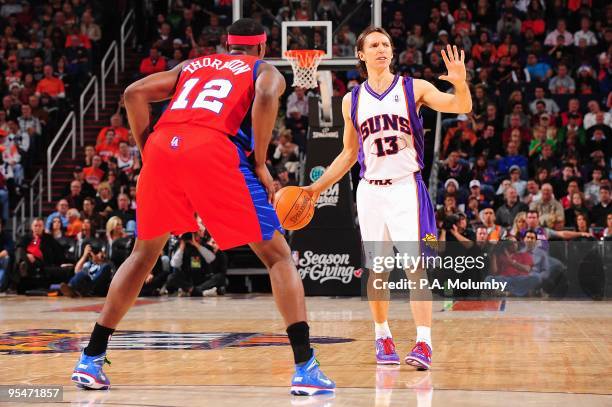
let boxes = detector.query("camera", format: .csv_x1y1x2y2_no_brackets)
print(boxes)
443,214,460,231
181,232,193,241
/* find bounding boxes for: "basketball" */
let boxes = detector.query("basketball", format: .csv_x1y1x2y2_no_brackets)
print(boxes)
274,186,315,230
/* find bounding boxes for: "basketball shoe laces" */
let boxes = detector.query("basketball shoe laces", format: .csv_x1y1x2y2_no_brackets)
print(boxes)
414,342,431,358
382,338,395,355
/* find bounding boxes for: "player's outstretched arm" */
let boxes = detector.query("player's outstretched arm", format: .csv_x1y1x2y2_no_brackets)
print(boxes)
303,93,358,202
252,63,286,203
123,62,186,153
414,44,472,114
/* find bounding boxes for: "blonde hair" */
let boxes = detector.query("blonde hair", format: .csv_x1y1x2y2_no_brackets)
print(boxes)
510,211,527,237
67,208,80,219
106,216,123,238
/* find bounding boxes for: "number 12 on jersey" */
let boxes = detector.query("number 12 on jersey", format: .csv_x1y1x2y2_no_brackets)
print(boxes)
170,78,233,113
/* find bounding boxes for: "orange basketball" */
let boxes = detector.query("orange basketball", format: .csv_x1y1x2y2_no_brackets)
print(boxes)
274,186,315,231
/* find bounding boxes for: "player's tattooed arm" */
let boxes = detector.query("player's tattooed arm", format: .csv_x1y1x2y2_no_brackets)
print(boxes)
303,93,358,202
414,45,472,114
123,62,187,153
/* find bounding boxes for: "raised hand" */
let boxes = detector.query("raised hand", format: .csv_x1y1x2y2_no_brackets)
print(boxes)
439,45,466,86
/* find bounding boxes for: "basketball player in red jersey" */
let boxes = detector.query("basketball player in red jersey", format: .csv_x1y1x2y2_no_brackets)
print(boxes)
71,19,334,396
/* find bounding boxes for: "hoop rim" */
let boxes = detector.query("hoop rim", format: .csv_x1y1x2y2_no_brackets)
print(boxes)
283,50,325,68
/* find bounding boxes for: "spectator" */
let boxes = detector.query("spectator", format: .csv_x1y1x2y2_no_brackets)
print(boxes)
115,140,139,175
528,86,560,115
530,183,565,227
272,130,299,176
468,179,493,208
548,64,575,95
509,211,528,238
15,218,67,293
166,232,218,296
497,9,522,37
544,19,573,47
65,180,84,211
471,154,497,186
60,241,112,298
109,193,135,233
139,48,166,77
521,229,550,289
523,179,542,206
95,182,116,219
583,101,612,130
35,65,65,99
479,208,505,241
564,192,589,228
80,197,103,232
80,11,102,44
508,165,527,197
502,114,531,145
0,217,13,292
437,177,467,207
573,16,597,47
83,155,104,188
487,236,537,297
96,114,129,145
442,114,477,159
65,208,83,238
497,141,528,177
286,87,309,118
574,213,593,235
603,213,612,239
584,167,604,205
591,185,611,227
95,128,118,161
525,53,553,82
559,179,580,209
45,199,69,231
438,150,470,186
496,186,529,227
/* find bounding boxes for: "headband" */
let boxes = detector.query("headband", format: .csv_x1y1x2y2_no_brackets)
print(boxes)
227,33,267,45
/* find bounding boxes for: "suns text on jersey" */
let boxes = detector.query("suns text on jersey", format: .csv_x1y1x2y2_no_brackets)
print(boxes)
359,114,411,140
183,57,251,75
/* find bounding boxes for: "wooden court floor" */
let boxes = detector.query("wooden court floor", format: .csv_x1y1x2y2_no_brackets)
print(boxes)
1,295,611,406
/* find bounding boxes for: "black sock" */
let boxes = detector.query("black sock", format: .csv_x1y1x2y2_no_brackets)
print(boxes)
286,321,313,365
84,323,115,356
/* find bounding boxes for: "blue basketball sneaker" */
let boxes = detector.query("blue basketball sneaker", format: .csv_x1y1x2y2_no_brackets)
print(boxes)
71,351,111,390
290,351,335,396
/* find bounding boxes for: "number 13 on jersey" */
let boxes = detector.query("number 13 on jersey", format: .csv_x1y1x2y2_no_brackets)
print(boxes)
170,78,233,113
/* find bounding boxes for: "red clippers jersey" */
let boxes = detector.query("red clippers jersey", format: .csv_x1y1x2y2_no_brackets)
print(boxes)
154,53,262,137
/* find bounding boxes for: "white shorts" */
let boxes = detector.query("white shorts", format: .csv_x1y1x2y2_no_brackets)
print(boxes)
356,172,437,268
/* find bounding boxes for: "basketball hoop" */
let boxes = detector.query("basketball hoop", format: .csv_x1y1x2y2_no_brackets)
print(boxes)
284,50,325,89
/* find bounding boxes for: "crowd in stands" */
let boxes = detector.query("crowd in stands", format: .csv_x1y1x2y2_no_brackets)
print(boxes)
1,0,610,298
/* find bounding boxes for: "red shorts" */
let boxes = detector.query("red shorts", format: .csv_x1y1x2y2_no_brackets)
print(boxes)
136,126,282,249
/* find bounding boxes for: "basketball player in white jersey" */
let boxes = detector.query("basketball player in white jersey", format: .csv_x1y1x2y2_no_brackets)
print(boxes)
305,27,471,369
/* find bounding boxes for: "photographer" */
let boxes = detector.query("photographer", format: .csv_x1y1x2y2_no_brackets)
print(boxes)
439,213,475,249
165,232,217,296
59,241,112,297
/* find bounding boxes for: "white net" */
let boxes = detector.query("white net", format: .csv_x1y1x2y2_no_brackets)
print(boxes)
285,50,324,89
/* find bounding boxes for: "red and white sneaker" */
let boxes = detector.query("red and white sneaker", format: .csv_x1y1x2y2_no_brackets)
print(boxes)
404,341,432,370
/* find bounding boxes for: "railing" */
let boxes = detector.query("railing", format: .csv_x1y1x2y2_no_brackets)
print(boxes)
428,111,443,204
120,9,135,72
47,112,76,201
29,169,43,219
12,198,25,241
79,75,99,146
100,41,118,108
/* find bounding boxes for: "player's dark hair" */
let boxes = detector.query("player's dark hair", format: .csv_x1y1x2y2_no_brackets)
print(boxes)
355,26,394,79
227,18,265,52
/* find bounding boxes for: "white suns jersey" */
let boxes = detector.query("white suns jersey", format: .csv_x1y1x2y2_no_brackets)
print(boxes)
350,75,425,180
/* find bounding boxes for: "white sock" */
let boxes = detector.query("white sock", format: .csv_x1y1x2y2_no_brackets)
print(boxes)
374,321,392,339
416,326,432,349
